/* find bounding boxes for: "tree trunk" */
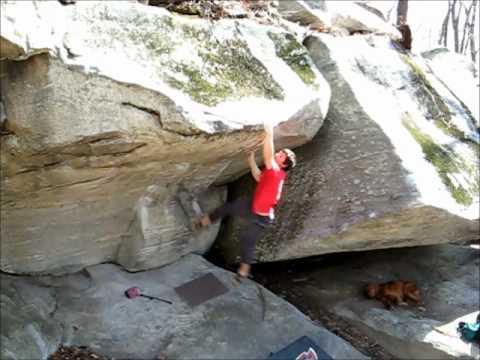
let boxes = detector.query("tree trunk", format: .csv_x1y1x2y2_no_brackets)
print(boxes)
451,0,460,52
468,0,478,62
438,0,478,61
460,2,472,53
396,0,409,25
439,1,452,47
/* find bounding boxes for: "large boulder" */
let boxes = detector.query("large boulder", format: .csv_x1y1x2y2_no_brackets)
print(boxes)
0,254,366,360
216,34,479,264
0,1,330,274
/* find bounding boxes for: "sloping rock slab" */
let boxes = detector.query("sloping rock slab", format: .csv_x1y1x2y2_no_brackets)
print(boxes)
422,48,479,128
276,245,479,359
0,255,366,360
0,0,330,274
216,33,479,265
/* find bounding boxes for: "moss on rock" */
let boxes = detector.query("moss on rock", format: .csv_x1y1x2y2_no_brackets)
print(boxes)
87,5,286,107
112,14,176,55
268,32,319,89
166,63,232,106
161,21,284,106
400,54,474,143
402,115,476,206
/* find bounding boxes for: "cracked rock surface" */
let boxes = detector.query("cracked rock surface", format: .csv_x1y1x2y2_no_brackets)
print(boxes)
216,34,479,264
0,255,366,360
0,1,329,274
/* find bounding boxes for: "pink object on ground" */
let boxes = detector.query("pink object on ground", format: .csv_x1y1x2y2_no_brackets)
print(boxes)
124,287,173,304
295,348,318,360
125,286,142,299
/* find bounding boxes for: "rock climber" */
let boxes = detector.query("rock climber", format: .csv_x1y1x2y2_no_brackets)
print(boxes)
198,121,296,279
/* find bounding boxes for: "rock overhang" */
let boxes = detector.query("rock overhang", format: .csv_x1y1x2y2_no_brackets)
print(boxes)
0,0,331,275
57,2,330,135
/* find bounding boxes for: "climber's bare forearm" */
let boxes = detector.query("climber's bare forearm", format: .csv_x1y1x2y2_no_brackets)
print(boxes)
263,121,275,169
248,151,261,182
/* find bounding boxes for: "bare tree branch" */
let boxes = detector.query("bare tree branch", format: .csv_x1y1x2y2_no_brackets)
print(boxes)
451,0,460,52
386,2,395,22
468,0,478,62
460,1,474,53
439,0,452,47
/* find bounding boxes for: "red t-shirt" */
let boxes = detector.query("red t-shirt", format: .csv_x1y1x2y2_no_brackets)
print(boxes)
252,167,286,217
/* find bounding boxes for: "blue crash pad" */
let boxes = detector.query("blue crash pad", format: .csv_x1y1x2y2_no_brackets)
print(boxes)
268,336,333,360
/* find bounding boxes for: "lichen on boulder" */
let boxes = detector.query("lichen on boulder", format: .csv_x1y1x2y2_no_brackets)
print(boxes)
165,28,284,106
402,115,478,206
400,54,477,144
268,31,319,89
0,0,330,274
215,34,479,265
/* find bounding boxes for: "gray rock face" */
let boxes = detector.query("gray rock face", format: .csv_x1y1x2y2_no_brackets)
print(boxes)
216,34,479,264
277,0,327,27
277,0,401,38
0,275,63,360
0,100,6,126
284,245,480,359
0,255,367,360
0,1,330,274
421,48,479,128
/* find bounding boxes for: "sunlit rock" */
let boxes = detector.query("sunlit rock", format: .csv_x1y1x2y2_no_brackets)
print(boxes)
0,1,330,274
217,34,479,264
277,0,401,38
422,48,480,128
0,1,66,60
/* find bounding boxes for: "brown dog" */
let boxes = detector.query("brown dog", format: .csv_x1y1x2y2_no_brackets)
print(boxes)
365,280,421,309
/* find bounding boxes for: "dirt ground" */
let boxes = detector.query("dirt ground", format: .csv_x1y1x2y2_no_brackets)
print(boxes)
48,345,110,360
252,256,398,360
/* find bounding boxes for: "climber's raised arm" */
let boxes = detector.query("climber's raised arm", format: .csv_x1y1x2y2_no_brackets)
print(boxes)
247,151,261,182
262,121,279,170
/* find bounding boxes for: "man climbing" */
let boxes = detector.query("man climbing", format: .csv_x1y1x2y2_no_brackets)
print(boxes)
199,121,296,279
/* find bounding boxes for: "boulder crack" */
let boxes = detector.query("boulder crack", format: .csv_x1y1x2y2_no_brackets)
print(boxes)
49,292,59,318
120,102,199,137
121,102,163,127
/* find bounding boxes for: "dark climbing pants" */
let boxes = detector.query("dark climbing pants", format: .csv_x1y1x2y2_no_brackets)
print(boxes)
209,197,272,264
